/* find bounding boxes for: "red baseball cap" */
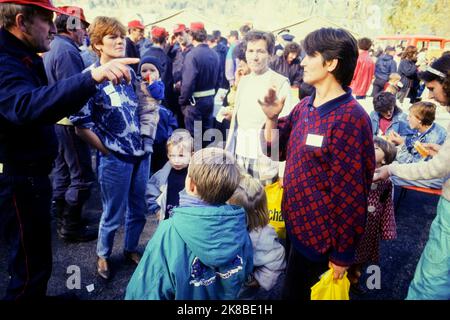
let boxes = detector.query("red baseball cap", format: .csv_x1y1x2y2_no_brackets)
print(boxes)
128,20,145,30
57,6,89,25
151,26,168,38
190,22,204,32
173,23,186,34
0,0,66,14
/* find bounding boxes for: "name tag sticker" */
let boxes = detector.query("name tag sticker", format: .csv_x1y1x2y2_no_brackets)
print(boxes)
109,93,122,107
306,134,323,147
103,84,115,95
0,163,3,174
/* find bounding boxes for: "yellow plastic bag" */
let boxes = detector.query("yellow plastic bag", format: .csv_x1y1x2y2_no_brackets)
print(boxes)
265,180,285,239
310,268,350,300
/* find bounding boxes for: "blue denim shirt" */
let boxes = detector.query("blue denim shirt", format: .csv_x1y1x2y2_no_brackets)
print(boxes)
69,62,145,159
396,122,448,163
370,110,413,137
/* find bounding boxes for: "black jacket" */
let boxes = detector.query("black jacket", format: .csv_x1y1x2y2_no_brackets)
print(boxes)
125,37,140,73
179,44,220,106
375,54,397,81
398,59,418,91
270,55,303,87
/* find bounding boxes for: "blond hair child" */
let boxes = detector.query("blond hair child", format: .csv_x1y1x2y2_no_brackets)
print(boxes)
146,130,193,221
229,174,286,299
127,147,253,300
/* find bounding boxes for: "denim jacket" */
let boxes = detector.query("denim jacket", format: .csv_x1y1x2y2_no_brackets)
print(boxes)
146,162,171,220
370,110,413,137
396,122,448,164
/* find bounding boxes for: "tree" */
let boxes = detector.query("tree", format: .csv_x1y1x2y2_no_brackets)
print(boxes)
386,0,450,36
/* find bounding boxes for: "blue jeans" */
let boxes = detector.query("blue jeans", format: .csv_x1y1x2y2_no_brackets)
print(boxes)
97,153,149,258
406,197,450,300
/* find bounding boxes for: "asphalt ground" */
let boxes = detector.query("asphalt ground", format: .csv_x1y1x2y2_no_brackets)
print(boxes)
0,182,440,300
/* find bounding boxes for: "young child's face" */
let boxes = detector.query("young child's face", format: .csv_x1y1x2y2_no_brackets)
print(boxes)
168,144,191,170
380,106,394,120
374,144,386,167
140,63,160,82
407,111,422,130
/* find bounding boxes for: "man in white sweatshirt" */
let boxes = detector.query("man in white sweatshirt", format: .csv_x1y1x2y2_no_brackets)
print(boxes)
225,30,294,185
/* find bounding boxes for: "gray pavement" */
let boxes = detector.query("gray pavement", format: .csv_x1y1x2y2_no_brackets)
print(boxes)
0,184,440,300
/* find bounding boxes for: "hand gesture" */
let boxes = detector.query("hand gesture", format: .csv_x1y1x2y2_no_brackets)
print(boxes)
221,108,233,121
387,131,403,145
373,165,391,183
144,72,154,85
329,261,349,280
235,67,247,87
422,142,441,157
258,86,286,120
91,58,140,85
173,81,182,92
136,81,157,106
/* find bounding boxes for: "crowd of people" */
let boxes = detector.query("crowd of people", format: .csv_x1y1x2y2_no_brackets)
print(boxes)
0,0,449,301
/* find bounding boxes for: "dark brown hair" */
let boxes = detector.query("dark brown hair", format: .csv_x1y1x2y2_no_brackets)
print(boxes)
303,28,358,86
243,30,275,55
283,42,301,59
401,45,418,60
373,137,397,165
357,37,372,51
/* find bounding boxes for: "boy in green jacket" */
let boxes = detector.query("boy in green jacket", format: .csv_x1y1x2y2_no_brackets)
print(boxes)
125,147,253,300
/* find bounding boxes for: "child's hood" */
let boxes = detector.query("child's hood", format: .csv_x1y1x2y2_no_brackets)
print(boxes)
171,200,249,268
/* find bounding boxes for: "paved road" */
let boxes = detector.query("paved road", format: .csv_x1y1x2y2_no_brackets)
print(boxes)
0,184,440,300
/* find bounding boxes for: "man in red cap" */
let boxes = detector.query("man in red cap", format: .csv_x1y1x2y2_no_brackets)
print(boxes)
179,22,220,144
126,19,144,73
43,6,98,244
170,23,193,125
143,26,174,111
172,23,186,48
0,0,138,300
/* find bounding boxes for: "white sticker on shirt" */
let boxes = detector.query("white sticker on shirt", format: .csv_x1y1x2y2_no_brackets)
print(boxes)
306,134,324,147
109,92,122,107
103,84,115,95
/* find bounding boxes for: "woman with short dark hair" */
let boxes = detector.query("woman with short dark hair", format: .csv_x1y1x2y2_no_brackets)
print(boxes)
260,27,376,300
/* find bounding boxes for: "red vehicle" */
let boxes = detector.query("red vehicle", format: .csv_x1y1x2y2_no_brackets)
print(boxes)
376,35,450,59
